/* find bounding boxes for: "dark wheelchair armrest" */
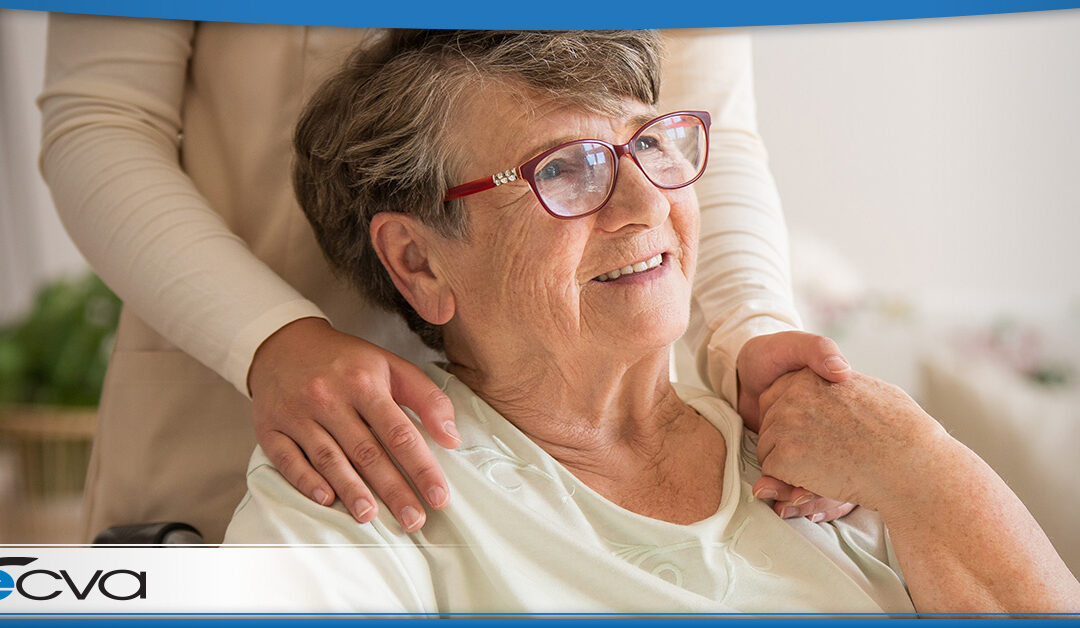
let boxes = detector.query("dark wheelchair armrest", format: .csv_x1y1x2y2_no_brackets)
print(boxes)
93,522,204,545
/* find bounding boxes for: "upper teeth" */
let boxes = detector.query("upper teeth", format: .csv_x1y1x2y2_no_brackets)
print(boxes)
596,253,663,282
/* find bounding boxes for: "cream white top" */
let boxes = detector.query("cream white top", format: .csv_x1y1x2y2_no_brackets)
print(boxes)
225,364,913,612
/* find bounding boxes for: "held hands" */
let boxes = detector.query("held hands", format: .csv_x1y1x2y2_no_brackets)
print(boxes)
754,368,949,513
247,317,460,531
734,331,857,522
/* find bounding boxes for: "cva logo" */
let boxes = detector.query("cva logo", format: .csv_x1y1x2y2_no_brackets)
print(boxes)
0,557,32,601
0,557,146,601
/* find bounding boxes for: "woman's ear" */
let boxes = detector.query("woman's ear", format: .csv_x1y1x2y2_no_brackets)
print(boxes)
369,213,455,325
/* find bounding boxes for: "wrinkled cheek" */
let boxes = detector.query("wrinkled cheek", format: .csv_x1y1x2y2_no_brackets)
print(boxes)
493,230,585,335
577,297,606,338
492,263,582,339
666,285,694,339
679,235,700,287
676,201,701,284
532,280,583,339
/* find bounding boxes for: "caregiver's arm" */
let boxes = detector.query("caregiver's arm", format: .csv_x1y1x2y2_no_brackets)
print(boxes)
661,30,855,521
661,31,854,422
39,14,455,529
660,30,806,404
757,370,1080,611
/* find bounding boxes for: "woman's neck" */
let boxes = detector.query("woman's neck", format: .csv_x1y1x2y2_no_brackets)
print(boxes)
446,345,727,524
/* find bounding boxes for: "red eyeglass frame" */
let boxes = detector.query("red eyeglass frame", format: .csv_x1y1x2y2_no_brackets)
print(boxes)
443,110,712,219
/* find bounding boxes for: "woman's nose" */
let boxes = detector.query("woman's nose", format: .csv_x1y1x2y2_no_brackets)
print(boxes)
595,154,671,233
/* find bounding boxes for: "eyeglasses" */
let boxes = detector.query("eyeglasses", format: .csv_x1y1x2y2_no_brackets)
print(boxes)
444,110,711,219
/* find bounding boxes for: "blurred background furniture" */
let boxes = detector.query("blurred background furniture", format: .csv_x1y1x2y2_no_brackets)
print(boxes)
0,406,94,542
921,331,1080,574
0,272,119,543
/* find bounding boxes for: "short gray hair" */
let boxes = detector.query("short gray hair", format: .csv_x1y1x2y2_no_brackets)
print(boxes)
294,30,664,350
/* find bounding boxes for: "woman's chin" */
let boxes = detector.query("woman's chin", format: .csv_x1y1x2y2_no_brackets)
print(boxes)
599,302,691,355
584,267,692,349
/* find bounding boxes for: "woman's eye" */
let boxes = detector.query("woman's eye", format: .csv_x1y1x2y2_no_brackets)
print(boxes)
536,160,564,181
634,134,662,152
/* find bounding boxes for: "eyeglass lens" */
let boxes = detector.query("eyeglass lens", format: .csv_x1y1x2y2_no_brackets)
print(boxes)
533,114,706,217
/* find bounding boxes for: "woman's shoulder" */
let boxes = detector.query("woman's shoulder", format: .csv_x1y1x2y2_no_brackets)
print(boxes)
228,446,413,546
672,382,741,427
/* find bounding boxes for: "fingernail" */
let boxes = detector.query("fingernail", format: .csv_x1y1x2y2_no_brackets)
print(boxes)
792,494,814,506
810,512,826,523
444,421,462,444
352,498,374,520
399,505,425,531
313,489,330,506
780,506,798,518
427,485,448,508
754,488,778,500
825,356,850,373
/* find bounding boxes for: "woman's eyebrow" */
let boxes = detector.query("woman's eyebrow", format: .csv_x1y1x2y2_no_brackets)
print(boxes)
516,113,661,165
628,112,657,129
518,135,577,163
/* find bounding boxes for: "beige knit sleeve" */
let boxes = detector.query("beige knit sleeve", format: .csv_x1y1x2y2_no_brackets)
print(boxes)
659,29,801,408
38,14,326,396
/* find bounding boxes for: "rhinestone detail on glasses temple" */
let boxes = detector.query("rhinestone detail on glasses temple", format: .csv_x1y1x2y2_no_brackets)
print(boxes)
493,168,518,186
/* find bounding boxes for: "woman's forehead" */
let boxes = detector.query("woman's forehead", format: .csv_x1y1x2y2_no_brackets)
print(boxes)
453,88,657,172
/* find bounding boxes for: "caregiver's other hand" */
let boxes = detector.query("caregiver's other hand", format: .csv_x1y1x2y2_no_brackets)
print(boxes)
248,317,460,531
751,476,856,523
755,368,947,511
736,331,855,522
735,331,852,433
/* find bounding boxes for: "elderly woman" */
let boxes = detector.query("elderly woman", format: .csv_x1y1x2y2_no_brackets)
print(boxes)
225,30,1079,611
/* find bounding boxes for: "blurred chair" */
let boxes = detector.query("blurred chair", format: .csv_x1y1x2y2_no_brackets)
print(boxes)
93,521,204,545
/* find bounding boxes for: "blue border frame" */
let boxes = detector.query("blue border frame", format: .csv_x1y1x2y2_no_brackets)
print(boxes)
2,0,1080,623
3,614,1080,619
1,616,1080,625
1,0,1079,28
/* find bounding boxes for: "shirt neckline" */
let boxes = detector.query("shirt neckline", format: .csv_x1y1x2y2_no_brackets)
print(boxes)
423,362,748,534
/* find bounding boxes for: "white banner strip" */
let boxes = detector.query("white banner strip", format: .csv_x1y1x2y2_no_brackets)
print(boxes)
0,546,432,612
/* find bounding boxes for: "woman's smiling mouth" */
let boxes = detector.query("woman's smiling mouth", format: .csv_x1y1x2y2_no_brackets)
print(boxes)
594,253,665,282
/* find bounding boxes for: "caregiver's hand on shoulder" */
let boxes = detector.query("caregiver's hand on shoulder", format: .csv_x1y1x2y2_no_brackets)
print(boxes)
247,317,460,531
736,331,855,522
754,368,949,512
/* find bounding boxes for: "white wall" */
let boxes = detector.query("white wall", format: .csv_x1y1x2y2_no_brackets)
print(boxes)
0,9,86,325
753,10,1080,322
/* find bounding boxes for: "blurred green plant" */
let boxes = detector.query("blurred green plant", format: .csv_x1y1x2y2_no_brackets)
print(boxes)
0,273,121,406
